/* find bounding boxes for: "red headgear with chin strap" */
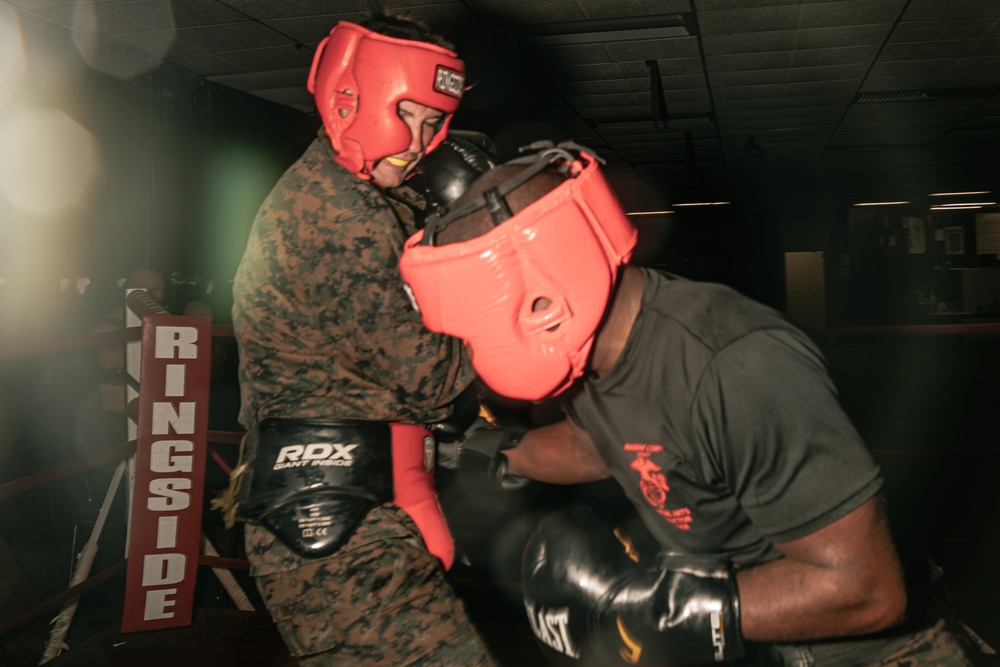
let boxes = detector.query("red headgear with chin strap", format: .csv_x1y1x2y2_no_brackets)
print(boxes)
308,21,465,180
399,143,638,401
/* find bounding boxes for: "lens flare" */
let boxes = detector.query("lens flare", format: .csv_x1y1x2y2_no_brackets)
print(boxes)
0,6,26,107
0,108,101,215
71,2,175,81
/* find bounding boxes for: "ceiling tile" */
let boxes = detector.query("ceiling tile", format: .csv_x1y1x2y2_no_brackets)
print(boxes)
707,52,791,73
165,53,248,77
695,0,798,8
575,0,689,19
799,1,904,29
106,30,187,58
657,74,711,92
697,6,800,34
618,59,698,79
903,0,1000,21
532,43,614,66
711,69,789,87
174,22,290,53
891,18,995,43
265,15,359,44
879,40,975,60
967,37,1000,55
795,25,891,48
564,91,646,108
606,37,701,61
169,0,253,27
472,0,588,25
956,55,1000,72
714,83,788,100
786,80,860,95
787,63,868,83
868,60,954,78
551,62,623,81
207,67,310,92
102,1,181,31
859,76,946,91
792,45,880,67
702,31,796,55
214,45,315,71
222,0,369,20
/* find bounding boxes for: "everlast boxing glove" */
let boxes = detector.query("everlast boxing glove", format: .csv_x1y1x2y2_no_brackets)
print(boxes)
411,130,498,212
437,417,528,489
522,505,745,666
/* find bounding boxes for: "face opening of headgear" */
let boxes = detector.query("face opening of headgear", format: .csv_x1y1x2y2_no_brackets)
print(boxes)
307,20,465,180
399,142,639,402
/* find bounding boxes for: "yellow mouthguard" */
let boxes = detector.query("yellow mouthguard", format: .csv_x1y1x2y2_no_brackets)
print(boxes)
384,156,409,167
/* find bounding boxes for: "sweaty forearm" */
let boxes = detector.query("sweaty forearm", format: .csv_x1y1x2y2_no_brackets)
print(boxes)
504,420,610,484
736,498,908,642
737,559,900,641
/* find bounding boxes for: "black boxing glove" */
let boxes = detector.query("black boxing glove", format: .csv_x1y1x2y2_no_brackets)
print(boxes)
426,384,481,444
522,506,745,666
437,417,528,489
412,130,498,212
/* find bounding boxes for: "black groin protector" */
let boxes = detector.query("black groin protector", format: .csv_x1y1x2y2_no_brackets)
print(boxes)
237,418,393,558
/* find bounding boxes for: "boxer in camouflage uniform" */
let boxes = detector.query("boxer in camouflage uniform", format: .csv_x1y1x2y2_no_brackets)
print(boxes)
228,12,497,667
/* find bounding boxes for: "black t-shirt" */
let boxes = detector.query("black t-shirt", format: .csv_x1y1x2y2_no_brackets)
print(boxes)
567,269,882,568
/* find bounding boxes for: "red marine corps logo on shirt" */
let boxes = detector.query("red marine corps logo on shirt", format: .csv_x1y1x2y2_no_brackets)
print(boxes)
624,443,692,531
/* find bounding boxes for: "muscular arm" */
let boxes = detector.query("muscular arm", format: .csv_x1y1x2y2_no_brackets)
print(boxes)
737,494,908,642
691,329,909,641
504,417,611,484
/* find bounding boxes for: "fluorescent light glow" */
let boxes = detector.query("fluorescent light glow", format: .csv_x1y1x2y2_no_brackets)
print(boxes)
929,191,991,197
934,202,995,207
626,210,675,216
930,205,982,210
852,201,909,207
673,201,731,207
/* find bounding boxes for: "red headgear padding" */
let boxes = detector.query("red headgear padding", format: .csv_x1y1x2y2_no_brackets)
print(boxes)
308,21,465,179
399,144,638,401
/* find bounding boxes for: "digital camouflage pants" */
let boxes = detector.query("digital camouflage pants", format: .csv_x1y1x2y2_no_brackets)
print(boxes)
873,618,976,667
762,617,977,667
245,503,498,667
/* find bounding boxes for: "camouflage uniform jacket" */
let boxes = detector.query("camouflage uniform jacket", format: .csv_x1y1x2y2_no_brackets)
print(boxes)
232,129,475,430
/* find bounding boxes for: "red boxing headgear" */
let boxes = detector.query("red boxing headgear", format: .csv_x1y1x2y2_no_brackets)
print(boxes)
399,144,638,401
308,21,465,179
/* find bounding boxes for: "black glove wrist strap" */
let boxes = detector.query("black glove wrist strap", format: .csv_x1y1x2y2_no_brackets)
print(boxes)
494,450,510,482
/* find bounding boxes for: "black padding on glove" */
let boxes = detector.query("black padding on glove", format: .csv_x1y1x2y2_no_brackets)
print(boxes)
522,505,745,666
426,384,481,444
412,130,498,212
437,418,528,489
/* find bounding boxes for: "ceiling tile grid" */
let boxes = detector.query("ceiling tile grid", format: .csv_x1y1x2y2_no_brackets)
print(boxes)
7,0,999,211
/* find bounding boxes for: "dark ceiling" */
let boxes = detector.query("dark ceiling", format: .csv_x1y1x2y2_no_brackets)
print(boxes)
9,0,1000,215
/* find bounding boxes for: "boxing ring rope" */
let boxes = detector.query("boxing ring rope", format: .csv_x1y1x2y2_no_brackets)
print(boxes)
0,314,997,659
